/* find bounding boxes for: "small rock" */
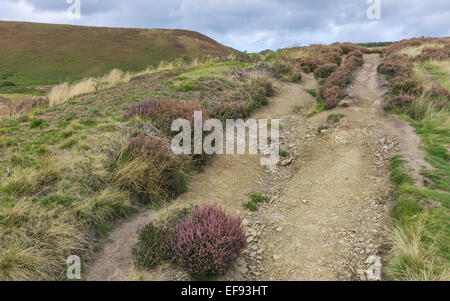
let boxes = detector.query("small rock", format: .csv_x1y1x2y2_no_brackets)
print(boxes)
273,255,281,260
281,158,293,166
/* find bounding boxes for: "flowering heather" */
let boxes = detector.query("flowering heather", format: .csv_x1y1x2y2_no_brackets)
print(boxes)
415,47,450,62
127,132,177,164
428,85,450,101
378,38,450,116
207,77,275,120
391,76,424,96
171,204,247,276
297,57,320,73
318,51,364,109
6,97,45,116
314,63,338,79
123,98,208,136
383,94,415,111
208,100,247,120
378,55,413,79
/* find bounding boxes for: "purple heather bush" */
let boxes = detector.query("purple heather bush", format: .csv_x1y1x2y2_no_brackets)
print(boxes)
383,94,415,111
123,97,208,136
171,204,247,276
318,50,364,109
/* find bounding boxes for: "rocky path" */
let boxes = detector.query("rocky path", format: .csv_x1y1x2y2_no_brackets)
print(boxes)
86,54,425,281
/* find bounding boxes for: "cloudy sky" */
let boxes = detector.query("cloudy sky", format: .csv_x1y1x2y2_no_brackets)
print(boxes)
1,0,449,52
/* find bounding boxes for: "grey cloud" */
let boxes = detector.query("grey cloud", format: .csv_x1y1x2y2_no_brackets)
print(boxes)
0,0,449,52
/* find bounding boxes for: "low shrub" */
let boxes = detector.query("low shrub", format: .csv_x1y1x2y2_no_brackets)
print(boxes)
172,204,247,276
132,223,174,269
272,61,292,78
208,100,247,120
378,55,412,79
123,98,208,136
314,63,338,79
7,97,46,116
111,133,186,204
291,70,303,82
208,78,274,120
391,77,423,96
29,118,49,129
297,57,319,73
318,51,364,109
383,94,415,111
320,85,341,109
416,47,450,62
248,77,276,105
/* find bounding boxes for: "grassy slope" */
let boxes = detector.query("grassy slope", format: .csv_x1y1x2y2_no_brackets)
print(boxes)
0,59,272,280
0,21,238,88
381,38,450,280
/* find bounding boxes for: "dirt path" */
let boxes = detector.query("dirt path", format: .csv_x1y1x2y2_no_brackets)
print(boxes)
86,54,425,281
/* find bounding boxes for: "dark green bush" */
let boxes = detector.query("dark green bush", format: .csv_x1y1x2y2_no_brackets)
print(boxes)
132,223,173,269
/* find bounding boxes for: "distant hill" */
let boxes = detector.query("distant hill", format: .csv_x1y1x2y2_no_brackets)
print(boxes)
0,21,239,88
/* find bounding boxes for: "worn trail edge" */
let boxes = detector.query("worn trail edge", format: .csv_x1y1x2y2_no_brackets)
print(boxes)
86,54,425,281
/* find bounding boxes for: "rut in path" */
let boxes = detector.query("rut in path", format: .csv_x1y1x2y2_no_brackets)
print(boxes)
86,54,425,281
85,73,317,281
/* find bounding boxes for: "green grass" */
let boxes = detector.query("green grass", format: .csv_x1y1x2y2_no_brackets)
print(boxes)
248,192,270,204
411,114,450,192
415,61,450,91
304,105,325,118
167,62,254,91
243,193,270,212
327,113,344,122
29,118,49,129
243,201,258,212
0,21,238,89
307,89,317,97
0,58,269,280
279,149,288,158
386,113,450,280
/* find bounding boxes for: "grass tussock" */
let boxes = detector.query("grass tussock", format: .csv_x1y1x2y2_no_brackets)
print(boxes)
47,68,147,106
0,56,272,280
387,210,449,281
381,37,450,281
0,201,86,281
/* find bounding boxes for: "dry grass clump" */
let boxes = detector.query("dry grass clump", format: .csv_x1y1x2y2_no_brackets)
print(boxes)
47,68,147,106
0,150,135,279
46,54,244,107
111,133,186,204
386,210,450,281
397,42,445,58
0,201,86,281
0,57,270,281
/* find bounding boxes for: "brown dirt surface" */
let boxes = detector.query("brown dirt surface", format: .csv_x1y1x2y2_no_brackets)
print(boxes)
86,54,427,281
